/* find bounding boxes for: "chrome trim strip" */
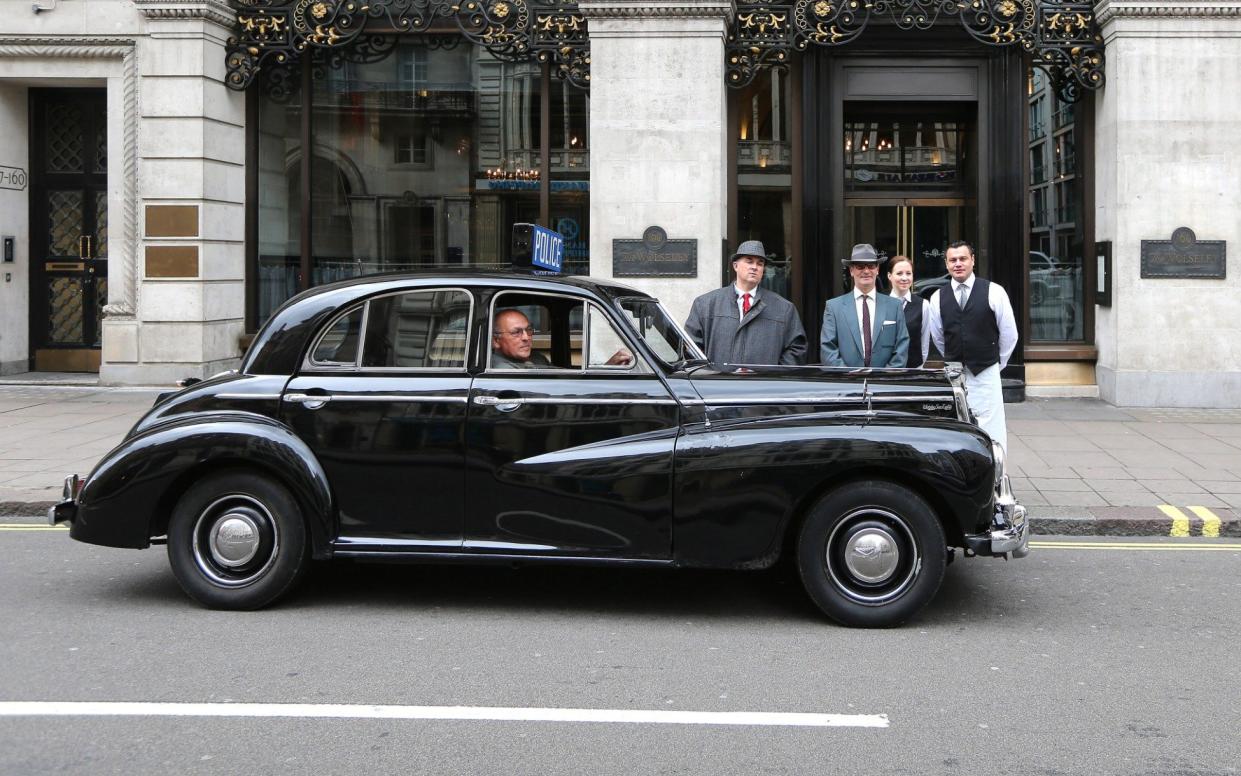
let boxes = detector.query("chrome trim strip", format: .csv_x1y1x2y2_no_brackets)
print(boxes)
302,394,470,404
685,394,949,406
692,397,861,406
216,393,281,400
474,396,678,406
331,549,674,567
464,539,557,552
335,537,462,549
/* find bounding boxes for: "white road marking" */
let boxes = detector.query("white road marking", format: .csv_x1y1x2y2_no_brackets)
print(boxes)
0,701,888,728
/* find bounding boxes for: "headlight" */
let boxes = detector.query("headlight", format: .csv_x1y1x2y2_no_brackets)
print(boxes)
991,441,1006,489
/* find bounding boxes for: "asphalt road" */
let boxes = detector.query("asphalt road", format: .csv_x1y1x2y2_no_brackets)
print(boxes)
2,528,1239,775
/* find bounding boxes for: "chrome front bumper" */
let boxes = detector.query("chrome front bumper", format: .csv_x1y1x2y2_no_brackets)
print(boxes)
991,497,1030,558
964,466,1031,559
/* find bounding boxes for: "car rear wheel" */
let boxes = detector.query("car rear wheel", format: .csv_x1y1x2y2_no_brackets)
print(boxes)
797,480,946,627
167,471,309,610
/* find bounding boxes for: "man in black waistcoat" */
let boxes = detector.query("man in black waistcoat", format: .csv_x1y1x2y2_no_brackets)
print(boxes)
926,240,1018,451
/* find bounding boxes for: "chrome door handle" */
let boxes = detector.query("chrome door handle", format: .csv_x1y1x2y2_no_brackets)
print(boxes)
283,393,331,410
472,394,523,411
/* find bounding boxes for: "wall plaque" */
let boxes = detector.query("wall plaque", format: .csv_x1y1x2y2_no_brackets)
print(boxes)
0,165,28,191
613,226,697,278
1140,227,1226,279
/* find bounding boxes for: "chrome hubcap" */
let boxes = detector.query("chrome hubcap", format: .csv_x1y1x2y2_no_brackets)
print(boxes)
825,508,921,606
191,495,279,588
842,528,900,584
208,513,261,568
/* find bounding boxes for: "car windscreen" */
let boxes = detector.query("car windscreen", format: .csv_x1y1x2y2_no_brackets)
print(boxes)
615,297,706,367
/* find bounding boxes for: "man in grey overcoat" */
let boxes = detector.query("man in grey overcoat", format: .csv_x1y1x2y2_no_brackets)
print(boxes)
684,240,807,365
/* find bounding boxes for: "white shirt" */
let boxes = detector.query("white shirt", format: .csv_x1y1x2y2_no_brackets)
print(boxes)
926,273,1018,371
891,290,932,365
734,284,759,317
853,288,876,347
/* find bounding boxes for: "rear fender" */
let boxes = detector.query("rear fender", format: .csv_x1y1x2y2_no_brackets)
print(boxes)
71,412,334,558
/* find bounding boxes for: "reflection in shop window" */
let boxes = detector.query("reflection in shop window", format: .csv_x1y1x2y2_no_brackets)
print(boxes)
395,133,430,165
734,70,792,300
252,37,590,325
1027,67,1086,342
843,120,966,190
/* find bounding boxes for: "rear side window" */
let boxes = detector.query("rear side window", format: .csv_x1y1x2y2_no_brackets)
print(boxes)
308,289,472,370
361,290,471,369
311,307,363,365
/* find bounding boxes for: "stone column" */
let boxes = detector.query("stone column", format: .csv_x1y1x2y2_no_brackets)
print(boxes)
103,0,246,384
1093,1,1241,407
579,0,733,321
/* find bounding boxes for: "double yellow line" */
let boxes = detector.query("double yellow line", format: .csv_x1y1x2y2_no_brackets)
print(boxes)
0,524,65,531
1158,505,1223,538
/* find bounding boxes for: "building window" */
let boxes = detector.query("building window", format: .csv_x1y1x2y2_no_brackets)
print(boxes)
249,38,590,327
1027,68,1089,343
398,46,428,91
395,133,430,165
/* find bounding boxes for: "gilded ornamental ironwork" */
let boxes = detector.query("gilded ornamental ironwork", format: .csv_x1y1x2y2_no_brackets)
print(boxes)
727,1,1104,101
225,0,590,92
225,0,1103,100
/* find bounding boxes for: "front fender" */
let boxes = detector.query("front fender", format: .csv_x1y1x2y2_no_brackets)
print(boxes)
673,412,995,568
70,412,334,558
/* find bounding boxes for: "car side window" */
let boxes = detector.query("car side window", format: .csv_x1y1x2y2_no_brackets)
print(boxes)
311,306,363,366
489,300,565,370
361,290,471,369
586,304,641,371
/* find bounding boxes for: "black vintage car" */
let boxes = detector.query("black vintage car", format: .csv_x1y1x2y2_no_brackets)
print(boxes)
50,272,1027,627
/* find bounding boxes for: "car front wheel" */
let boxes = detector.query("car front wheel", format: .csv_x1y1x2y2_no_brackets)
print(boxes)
797,480,946,627
167,471,309,610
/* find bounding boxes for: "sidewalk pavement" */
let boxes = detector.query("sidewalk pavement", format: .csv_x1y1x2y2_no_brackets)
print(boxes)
2,376,1239,536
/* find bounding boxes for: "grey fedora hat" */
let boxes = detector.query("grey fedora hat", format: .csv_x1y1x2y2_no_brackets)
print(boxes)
842,242,881,266
731,240,769,262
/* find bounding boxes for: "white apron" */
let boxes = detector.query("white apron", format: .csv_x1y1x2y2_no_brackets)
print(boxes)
965,363,1007,453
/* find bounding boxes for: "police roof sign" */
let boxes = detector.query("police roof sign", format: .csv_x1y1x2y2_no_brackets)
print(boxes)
511,223,564,273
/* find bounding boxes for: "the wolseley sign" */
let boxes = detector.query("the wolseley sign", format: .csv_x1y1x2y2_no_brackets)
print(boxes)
613,226,697,278
1141,227,1226,279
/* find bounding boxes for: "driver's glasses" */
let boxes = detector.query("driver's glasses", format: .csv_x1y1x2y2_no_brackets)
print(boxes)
496,326,534,338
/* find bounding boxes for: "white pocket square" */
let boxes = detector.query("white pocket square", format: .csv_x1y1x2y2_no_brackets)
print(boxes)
882,320,896,326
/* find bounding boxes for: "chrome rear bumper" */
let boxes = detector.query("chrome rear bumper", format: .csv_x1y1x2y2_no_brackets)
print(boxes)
47,474,80,526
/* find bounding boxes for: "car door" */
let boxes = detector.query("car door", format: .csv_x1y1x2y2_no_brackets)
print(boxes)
464,290,679,559
281,287,473,551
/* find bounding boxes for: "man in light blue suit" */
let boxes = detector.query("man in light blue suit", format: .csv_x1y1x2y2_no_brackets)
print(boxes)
820,243,910,367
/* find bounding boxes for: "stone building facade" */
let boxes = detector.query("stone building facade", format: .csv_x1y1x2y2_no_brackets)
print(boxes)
0,0,1237,406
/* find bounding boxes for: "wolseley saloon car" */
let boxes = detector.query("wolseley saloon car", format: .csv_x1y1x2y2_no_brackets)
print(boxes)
50,272,1027,627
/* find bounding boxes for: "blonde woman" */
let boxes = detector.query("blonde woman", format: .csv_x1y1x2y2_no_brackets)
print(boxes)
887,255,932,367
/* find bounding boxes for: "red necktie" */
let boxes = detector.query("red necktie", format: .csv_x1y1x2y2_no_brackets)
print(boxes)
861,295,872,367
742,292,751,315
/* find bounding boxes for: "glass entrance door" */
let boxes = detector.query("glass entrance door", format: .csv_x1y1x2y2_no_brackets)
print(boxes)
846,201,969,298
